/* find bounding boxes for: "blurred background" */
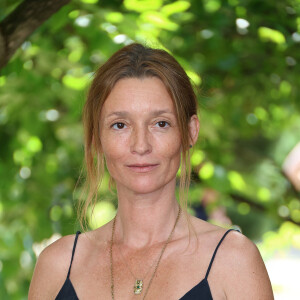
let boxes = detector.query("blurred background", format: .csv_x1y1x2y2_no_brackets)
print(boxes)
0,0,300,299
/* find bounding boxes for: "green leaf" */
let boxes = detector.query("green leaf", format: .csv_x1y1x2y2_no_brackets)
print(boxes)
62,74,91,90
105,12,124,23
191,150,205,166
140,11,178,31
257,187,271,202
26,136,42,153
0,76,6,86
161,1,191,16
203,0,221,13
228,171,246,191
81,0,98,3
124,0,163,12
279,80,292,96
186,70,202,85
199,162,214,179
258,27,286,44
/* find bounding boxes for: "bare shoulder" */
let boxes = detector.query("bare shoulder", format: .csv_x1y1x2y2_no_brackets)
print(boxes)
188,218,273,299
28,223,112,300
217,229,266,272
213,228,274,300
28,233,78,300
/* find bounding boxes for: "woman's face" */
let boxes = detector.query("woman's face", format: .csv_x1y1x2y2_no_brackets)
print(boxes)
99,77,183,195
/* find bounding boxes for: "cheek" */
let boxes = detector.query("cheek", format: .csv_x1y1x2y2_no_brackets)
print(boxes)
160,135,182,162
101,136,126,170
101,129,127,153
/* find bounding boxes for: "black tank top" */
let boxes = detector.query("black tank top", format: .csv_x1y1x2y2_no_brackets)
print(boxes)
55,229,238,299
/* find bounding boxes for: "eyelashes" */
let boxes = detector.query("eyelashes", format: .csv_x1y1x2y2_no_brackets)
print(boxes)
111,120,170,130
155,121,170,128
112,122,126,130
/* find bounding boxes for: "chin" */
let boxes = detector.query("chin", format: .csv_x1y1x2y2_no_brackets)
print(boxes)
129,181,161,194
134,186,161,194
113,176,163,194
127,176,175,195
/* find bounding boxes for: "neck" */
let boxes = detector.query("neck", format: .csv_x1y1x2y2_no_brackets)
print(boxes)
113,181,182,249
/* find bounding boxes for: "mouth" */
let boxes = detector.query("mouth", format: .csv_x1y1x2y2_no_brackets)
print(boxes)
126,164,159,173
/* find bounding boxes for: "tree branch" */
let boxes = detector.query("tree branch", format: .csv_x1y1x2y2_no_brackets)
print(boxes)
0,0,70,70
229,192,300,226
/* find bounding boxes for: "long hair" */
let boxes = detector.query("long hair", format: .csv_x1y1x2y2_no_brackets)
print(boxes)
77,43,198,237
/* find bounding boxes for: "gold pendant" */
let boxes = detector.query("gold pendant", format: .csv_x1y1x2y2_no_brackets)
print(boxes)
134,279,143,294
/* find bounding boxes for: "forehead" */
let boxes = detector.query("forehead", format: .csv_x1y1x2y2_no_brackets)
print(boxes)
101,77,176,115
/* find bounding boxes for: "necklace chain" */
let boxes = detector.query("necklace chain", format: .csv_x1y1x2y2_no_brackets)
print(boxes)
116,241,156,281
110,206,182,300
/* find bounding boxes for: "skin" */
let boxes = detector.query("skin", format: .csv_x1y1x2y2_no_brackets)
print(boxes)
29,77,274,300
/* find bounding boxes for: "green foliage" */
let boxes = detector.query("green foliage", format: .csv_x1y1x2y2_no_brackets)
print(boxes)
0,0,300,298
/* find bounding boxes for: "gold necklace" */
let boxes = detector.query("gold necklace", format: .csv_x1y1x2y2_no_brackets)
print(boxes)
110,206,181,300
116,241,157,290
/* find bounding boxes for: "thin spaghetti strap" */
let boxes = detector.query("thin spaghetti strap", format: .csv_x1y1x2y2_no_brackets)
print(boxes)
205,229,239,280
67,230,81,279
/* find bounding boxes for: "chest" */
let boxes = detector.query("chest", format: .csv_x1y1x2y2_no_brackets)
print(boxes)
69,247,226,300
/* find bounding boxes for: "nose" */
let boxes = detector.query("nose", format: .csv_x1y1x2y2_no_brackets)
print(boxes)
130,125,152,155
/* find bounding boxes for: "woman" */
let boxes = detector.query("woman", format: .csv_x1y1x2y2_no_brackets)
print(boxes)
29,43,274,299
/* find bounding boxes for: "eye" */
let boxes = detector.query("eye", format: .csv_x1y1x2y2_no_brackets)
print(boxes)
112,122,126,130
156,121,169,128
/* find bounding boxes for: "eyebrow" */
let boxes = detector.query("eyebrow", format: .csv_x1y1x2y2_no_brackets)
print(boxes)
106,109,174,118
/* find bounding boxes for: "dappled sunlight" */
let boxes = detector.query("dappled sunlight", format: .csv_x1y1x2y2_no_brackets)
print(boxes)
0,0,299,298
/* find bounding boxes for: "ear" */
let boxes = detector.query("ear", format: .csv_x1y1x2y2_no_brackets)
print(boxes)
188,114,200,146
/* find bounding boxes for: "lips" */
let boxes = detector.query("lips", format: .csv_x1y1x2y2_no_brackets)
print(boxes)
127,163,159,173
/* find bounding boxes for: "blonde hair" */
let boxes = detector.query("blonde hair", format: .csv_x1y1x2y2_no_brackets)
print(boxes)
76,43,198,238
